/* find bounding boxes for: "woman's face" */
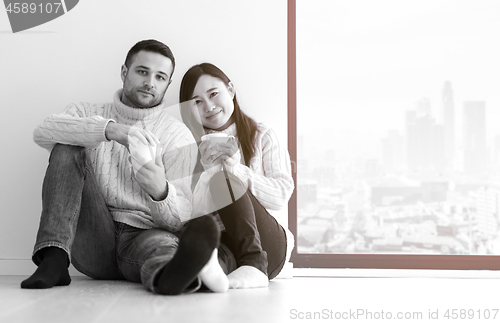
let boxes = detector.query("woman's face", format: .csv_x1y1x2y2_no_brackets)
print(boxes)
191,74,235,130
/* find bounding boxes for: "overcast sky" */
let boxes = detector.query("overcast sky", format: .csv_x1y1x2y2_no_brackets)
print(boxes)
297,0,500,155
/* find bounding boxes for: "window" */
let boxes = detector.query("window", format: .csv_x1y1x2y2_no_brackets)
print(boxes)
289,0,500,269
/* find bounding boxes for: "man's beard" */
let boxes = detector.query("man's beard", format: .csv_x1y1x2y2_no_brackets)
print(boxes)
127,88,161,109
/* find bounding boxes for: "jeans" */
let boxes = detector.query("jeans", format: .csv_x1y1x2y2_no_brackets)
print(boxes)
209,170,287,280
32,144,180,292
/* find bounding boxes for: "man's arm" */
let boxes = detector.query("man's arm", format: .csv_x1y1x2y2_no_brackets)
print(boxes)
133,142,169,201
33,102,114,151
104,121,126,143
145,125,199,231
105,121,159,152
34,101,159,152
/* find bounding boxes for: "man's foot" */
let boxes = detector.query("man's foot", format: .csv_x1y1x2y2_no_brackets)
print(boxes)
228,265,269,289
21,247,70,289
199,249,228,293
155,216,220,295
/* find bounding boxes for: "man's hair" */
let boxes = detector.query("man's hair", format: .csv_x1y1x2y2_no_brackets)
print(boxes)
124,39,176,77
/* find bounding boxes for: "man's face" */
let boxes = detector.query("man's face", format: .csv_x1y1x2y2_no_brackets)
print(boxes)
121,50,173,109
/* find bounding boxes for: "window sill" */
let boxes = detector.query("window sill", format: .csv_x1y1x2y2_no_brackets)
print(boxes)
292,267,500,278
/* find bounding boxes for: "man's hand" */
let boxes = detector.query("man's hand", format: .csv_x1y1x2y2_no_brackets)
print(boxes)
105,122,159,150
134,144,168,201
106,122,166,200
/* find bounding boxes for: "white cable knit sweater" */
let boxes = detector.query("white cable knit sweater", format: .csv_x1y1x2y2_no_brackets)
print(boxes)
33,90,198,232
192,122,296,265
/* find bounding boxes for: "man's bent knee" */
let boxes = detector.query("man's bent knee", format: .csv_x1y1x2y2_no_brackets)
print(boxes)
49,144,87,167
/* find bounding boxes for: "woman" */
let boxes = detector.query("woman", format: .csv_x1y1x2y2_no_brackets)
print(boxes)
179,63,294,288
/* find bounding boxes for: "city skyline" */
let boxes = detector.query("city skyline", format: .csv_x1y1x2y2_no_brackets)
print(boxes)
298,80,499,170
296,1,500,255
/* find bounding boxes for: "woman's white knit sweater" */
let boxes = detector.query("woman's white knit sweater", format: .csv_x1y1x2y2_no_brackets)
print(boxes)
33,90,198,232
192,122,296,265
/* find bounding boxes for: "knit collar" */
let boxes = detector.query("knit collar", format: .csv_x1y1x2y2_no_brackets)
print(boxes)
112,89,167,124
204,122,237,138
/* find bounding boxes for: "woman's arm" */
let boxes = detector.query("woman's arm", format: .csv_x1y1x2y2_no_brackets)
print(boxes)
225,126,294,211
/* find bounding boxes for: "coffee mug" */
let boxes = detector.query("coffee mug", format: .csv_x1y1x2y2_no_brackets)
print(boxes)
201,133,234,143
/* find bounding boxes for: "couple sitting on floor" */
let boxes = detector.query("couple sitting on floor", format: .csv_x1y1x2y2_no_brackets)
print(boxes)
21,39,294,295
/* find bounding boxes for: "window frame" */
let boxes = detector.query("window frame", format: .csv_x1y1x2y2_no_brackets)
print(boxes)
287,0,500,270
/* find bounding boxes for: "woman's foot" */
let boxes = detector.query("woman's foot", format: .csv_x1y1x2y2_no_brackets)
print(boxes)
199,249,229,293
228,265,269,289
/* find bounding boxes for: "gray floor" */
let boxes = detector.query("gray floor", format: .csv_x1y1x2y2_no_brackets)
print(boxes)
1,273,499,323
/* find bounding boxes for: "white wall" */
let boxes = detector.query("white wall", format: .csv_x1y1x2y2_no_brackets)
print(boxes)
0,0,287,274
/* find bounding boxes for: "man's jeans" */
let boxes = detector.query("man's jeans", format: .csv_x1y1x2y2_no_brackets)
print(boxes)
32,144,180,292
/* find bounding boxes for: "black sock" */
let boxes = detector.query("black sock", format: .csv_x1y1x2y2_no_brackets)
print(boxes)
21,247,71,289
155,216,219,295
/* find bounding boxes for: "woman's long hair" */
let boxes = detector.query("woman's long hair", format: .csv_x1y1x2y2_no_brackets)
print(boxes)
179,63,258,166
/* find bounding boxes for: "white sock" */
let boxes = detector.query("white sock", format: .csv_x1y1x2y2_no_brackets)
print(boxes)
199,249,229,293
228,265,269,289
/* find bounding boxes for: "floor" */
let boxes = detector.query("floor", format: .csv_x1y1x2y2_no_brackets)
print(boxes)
1,271,500,323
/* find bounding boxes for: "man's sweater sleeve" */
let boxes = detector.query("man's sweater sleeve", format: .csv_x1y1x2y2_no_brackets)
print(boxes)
33,102,114,151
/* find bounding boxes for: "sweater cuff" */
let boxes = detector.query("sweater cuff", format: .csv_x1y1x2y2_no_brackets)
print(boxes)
148,181,171,211
149,180,169,202
225,163,249,183
200,159,222,177
147,183,185,230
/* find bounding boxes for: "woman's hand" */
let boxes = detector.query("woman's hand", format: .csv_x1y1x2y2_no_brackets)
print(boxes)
215,137,241,167
199,139,223,170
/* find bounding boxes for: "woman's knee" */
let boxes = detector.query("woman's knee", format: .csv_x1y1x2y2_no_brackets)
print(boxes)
208,171,248,202
208,171,228,193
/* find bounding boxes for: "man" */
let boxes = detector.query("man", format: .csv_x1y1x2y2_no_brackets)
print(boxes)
21,39,228,295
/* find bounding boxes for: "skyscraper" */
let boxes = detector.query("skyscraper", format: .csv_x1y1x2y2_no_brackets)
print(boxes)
406,99,445,172
463,101,487,174
381,130,404,173
473,186,500,239
442,81,455,169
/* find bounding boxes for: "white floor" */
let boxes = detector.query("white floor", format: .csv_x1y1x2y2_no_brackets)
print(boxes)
1,270,500,323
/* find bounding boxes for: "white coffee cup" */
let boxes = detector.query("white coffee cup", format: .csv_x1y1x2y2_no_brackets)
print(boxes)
201,133,234,144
